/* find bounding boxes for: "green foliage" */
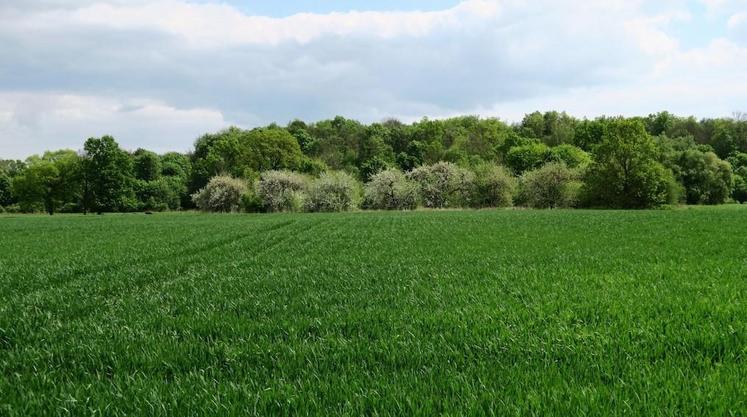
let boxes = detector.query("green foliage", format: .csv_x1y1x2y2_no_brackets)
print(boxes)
363,168,419,210
572,117,609,150
520,111,576,145
0,170,12,206
287,119,315,152
677,149,733,205
190,127,303,192
256,170,310,212
305,171,362,212
505,142,550,174
407,162,475,208
132,148,162,181
7,111,747,212
548,144,591,168
239,187,264,213
161,152,191,179
470,163,516,208
298,156,329,177
518,162,583,208
733,173,747,203
645,111,677,136
135,176,184,211
583,119,677,208
12,150,82,214
191,175,247,213
359,156,390,181
83,136,136,213
242,127,304,173
0,159,25,177
190,127,246,190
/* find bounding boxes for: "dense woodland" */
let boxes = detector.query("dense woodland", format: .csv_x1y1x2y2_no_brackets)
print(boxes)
1,111,747,214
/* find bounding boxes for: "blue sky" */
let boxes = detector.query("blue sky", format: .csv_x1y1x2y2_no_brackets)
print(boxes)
0,0,746,158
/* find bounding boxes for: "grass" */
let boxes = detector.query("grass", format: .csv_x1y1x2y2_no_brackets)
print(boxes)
0,207,745,416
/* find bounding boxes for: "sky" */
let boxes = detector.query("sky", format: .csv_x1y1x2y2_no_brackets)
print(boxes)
0,0,746,158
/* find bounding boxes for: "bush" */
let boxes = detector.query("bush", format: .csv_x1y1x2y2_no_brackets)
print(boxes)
363,168,419,210
408,162,475,208
518,162,583,208
256,170,309,212
2,204,21,214
305,171,362,212
470,163,517,208
240,186,264,213
191,175,247,212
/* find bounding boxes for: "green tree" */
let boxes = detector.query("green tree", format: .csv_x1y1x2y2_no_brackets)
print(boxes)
0,170,12,206
12,150,82,214
506,142,550,174
677,149,732,205
82,136,136,213
733,171,747,203
710,121,737,158
133,149,162,181
242,127,304,174
573,118,609,151
645,111,676,136
161,152,191,179
190,127,247,192
548,144,591,169
520,111,545,139
584,119,677,208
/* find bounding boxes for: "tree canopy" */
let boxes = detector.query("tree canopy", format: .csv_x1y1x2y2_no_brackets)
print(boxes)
2,110,746,214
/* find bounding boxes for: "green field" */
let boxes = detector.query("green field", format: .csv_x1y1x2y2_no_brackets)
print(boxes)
1,208,746,416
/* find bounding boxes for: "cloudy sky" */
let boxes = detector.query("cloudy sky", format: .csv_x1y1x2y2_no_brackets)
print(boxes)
1,0,746,158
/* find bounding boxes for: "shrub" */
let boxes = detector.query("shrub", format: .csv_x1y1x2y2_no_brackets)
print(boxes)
363,168,419,210
3,204,21,214
256,170,309,212
518,162,583,208
240,186,264,213
408,162,475,208
191,175,247,212
470,163,517,208
305,171,362,212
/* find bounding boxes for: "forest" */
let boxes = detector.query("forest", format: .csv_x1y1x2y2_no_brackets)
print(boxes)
1,111,746,214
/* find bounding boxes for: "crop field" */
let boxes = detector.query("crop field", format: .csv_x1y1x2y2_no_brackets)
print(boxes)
0,207,746,416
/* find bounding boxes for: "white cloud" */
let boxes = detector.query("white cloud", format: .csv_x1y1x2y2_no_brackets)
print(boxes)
0,0,745,157
8,0,499,48
0,93,228,157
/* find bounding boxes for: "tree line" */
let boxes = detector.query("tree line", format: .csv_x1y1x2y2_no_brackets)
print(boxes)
1,111,746,214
